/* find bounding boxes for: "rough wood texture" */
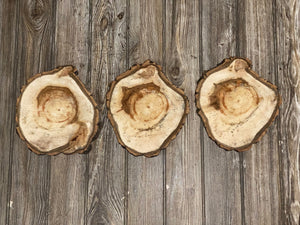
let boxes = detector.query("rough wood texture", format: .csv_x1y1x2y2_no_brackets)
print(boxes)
0,1,20,225
8,0,55,224
237,1,283,224
275,0,300,224
0,0,299,225
48,1,90,225
165,1,203,224
201,0,243,224
86,0,126,224
126,1,164,224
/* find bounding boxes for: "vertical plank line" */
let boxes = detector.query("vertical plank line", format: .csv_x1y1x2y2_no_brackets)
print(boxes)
45,0,58,224
86,0,93,88
171,0,176,38
235,0,240,56
238,154,245,225
50,0,57,66
163,152,166,225
198,0,206,224
85,0,93,224
5,0,21,224
235,0,246,224
124,0,130,224
45,159,51,225
126,0,130,73
272,1,283,224
162,0,167,224
45,1,58,224
46,0,58,223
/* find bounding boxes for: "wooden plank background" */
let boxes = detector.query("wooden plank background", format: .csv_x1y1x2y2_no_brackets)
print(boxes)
0,0,299,224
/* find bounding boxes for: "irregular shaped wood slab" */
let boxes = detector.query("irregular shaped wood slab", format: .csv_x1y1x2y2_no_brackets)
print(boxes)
107,60,189,157
16,66,99,155
195,57,281,151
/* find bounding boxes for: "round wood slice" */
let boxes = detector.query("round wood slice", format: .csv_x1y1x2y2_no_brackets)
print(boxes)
16,66,99,155
106,60,189,157
195,57,281,151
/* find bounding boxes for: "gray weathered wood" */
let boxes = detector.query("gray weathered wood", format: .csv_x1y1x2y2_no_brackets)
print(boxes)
127,0,164,224
237,0,282,224
201,0,242,224
48,1,90,225
86,0,127,224
0,1,299,224
165,0,203,224
8,0,55,224
275,0,300,224
0,1,19,224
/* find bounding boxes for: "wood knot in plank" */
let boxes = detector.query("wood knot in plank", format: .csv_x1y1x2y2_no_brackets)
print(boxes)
24,0,48,32
100,16,108,31
117,12,124,20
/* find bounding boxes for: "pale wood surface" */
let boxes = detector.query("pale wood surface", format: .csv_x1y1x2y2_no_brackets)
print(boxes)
0,0,299,225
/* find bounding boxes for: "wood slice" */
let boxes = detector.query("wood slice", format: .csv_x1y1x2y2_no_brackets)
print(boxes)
16,66,99,155
195,57,281,151
107,60,189,157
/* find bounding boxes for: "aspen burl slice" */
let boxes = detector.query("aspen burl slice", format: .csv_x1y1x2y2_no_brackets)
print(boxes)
195,57,281,151
107,60,189,157
16,66,99,155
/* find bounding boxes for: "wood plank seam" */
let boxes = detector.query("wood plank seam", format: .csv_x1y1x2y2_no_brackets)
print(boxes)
270,1,283,217
198,0,206,224
162,0,167,224
45,1,58,225
6,0,21,224
125,0,130,224
84,0,93,224
235,0,246,224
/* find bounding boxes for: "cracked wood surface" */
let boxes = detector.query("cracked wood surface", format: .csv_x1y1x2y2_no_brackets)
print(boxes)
0,0,299,224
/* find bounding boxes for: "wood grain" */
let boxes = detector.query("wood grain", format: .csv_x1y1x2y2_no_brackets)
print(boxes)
0,1,19,224
275,0,300,224
127,0,164,224
86,0,127,224
0,0,299,225
201,0,242,224
8,0,55,224
237,0,282,224
48,1,90,225
165,0,203,224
